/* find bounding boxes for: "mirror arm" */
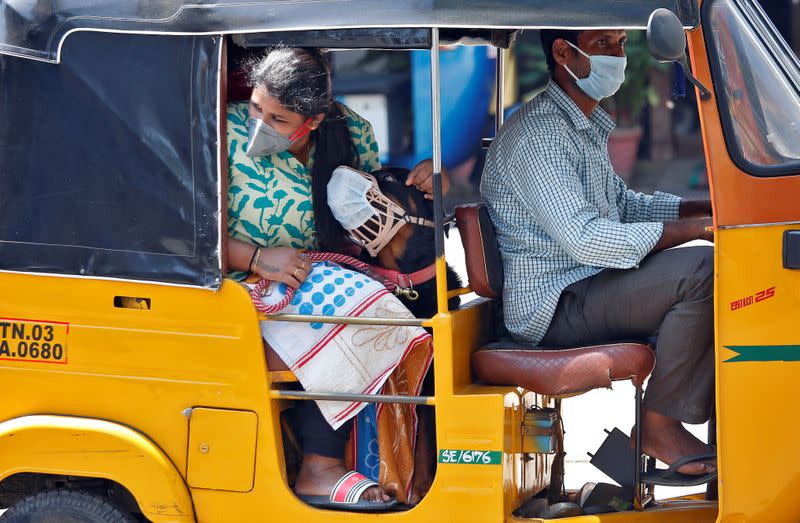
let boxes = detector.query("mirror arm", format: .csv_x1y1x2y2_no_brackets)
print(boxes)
679,57,712,100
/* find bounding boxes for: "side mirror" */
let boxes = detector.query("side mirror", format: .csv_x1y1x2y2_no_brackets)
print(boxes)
646,8,712,100
647,8,687,63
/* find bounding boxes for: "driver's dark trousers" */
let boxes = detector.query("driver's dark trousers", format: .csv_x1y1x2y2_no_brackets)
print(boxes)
539,246,715,424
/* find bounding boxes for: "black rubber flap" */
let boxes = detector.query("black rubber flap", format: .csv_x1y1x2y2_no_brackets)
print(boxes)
589,427,637,489
0,32,222,288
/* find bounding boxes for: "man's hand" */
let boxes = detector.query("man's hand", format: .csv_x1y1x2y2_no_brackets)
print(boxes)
406,158,449,200
679,199,712,218
652,217,713,253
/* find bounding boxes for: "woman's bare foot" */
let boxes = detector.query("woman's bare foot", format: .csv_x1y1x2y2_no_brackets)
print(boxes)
409,407,436,505
634,409,716,476
294,454,390,503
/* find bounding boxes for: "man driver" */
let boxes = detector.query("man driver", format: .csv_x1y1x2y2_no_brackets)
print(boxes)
481,28,716,478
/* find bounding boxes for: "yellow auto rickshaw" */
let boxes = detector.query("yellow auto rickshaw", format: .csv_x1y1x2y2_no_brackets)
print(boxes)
0,0,799,521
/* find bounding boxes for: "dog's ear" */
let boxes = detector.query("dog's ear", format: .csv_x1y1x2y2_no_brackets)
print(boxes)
375,172,398,184
373,167,407,186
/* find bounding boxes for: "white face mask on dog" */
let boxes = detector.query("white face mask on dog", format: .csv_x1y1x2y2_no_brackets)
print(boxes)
327,166,434,257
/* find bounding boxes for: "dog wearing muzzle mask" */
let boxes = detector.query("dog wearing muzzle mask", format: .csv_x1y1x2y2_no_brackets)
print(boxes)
327,165,461,319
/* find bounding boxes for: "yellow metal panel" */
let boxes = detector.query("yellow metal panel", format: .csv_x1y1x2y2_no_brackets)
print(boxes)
446,298,495,392
0,270,724,522
715,226,800,522
427,307,507,522
0,274,283,521
0,415,194,522
187,408,257,492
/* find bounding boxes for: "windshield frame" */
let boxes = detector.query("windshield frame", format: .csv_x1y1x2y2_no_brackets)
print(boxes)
703,0,800,177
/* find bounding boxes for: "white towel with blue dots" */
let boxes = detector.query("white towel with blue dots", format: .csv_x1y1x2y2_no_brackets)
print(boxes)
253,261,431,429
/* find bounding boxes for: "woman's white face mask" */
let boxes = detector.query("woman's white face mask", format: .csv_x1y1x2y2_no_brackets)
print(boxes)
562,40,627,101
245,116,313,157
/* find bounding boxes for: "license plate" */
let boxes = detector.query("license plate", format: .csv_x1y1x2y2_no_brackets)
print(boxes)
438,450,502,465
0,318,69,364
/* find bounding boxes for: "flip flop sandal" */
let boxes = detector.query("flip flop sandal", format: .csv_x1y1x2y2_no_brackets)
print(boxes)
641,452,718,487
297,471,398,512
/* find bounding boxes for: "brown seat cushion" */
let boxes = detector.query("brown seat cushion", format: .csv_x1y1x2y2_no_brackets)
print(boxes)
455,203,503,299
473,341,655,396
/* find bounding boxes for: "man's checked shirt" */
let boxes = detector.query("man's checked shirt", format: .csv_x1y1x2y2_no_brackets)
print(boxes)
480,81,682,344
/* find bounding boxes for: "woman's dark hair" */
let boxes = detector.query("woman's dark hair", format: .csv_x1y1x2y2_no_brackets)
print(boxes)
247,47,357,252
540,29,581,72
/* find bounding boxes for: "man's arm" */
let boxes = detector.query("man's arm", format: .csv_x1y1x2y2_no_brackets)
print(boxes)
651,217,714,252
613,174,682,223
678,199,713,218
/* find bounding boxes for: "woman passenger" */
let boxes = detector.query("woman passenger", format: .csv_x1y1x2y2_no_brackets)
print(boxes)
226,47,436,510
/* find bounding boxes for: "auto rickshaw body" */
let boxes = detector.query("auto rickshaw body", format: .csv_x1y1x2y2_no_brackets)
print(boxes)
0,0,798,521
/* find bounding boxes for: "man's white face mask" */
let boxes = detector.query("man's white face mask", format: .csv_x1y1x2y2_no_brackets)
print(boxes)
563,40,627,101
327,166,433,257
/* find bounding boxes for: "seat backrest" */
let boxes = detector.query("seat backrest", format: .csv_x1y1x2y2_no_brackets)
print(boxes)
454,203,503,299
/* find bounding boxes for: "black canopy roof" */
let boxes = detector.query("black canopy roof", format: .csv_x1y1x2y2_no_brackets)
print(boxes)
1,0,699,63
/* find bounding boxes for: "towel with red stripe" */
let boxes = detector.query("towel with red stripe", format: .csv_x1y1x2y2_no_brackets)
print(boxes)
252,261,431,429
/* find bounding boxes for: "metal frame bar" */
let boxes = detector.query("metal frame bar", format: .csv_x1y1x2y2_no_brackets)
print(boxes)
261,313,428,327
495,46,506,132
216,36,226,282
718,220,800,229
430,28,449,315
447,287,473,299
270,389,435,406
547,398,566,504
634,385,644,509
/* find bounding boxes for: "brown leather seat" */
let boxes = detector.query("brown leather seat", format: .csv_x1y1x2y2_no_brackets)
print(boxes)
473,341,655,397
454,203,503,299
454,203,655,394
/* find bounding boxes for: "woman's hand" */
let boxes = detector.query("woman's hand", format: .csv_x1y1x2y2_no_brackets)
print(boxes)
406,158,449,200
252,247,310,289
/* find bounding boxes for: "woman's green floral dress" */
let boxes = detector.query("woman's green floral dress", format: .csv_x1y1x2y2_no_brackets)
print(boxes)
226,101,381,280
228,102,430,501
